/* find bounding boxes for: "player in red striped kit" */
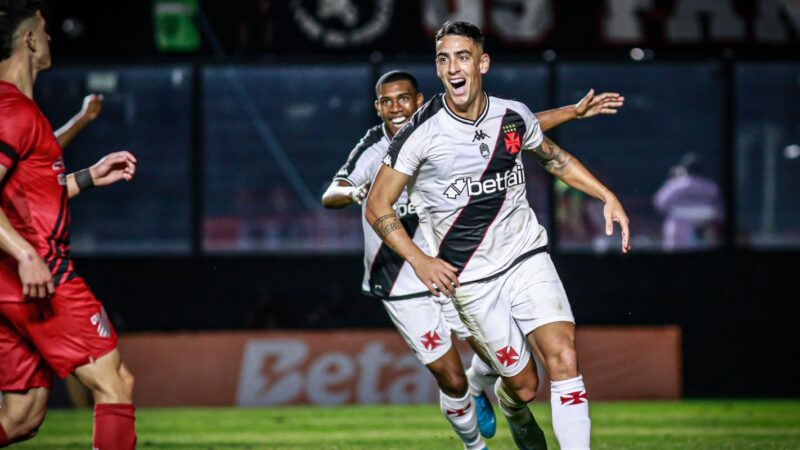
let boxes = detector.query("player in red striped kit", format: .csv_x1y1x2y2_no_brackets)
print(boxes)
0,2,137,448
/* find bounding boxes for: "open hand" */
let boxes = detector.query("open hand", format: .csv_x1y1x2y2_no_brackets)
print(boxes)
576,89,624,119
412,255,460,297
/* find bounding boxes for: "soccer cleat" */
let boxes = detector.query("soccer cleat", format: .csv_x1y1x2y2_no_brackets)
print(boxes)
507,416,547,450
474,392,497,438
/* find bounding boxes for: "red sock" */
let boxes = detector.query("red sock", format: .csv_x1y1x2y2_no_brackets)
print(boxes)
0,422,10,447
93,403,136,450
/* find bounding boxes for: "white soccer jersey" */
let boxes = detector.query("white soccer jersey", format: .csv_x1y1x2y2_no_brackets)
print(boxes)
333,123,431,299
385,93,549,283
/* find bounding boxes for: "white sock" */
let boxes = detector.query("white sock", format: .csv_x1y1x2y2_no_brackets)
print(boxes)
439,390,485,450
550,375,591,450
466,353,498,397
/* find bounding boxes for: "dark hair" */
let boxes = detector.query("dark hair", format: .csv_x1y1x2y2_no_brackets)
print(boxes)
435,21,485,49
0,0,40,61
375,70,419,97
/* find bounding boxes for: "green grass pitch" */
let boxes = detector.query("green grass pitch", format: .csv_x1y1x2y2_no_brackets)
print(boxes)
16,400,800,449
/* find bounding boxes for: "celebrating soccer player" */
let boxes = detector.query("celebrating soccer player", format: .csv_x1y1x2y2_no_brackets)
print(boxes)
328,65,623,448
0,2,138,448
366,22,630,450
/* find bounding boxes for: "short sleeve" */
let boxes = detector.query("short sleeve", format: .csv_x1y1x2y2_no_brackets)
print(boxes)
0,100,37,169
385,123,425,177
333,126,385,187
518,103,543,151
334,147,383,188
0,140,19,170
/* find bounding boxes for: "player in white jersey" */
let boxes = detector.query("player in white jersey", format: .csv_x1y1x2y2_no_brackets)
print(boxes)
366,22,630,450
326,70,624,449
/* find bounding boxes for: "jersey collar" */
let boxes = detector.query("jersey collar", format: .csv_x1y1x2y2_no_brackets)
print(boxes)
381,122,392,141
442,91,490,127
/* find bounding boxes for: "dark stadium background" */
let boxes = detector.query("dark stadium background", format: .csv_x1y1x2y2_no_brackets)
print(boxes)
33,0,800,400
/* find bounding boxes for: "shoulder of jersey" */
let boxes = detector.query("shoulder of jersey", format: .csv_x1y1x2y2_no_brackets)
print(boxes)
392,94,445,144
364,124,387,146
0,88,37,116
335,124,387,179
351,124,387,157
490,94,530,113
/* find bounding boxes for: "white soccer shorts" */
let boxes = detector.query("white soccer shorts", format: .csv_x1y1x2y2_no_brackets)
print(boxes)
451,252,575,377
382,294,471,366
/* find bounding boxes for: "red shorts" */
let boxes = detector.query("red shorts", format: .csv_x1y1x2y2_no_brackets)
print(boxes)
0,277,118,391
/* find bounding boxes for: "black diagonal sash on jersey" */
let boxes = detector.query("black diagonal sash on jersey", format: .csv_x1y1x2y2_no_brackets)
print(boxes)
335,125,384,182
0,140,19,166
437,109,527,275
386,95,443,168
44,188,74,286
368,212,420,298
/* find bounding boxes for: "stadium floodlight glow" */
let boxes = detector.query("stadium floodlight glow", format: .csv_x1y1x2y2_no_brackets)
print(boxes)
630,48,645,61
784,144,800,160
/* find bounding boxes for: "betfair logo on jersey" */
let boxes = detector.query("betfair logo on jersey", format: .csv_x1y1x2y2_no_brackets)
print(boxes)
393,202,416,218
443,164,525,199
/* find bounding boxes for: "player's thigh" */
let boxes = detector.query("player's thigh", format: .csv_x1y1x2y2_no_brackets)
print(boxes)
507,253,575,337
0,303,54,393
438,294,473,342
382,296,454,365
25,278,119,380
452,279,531,378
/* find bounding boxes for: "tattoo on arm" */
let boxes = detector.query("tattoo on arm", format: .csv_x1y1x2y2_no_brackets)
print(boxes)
531,136,572,176
372,213,403,240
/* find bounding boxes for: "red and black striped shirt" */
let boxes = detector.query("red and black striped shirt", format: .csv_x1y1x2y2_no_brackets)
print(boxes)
0,81,76,301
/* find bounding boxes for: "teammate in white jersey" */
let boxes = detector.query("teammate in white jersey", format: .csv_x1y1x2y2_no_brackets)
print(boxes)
366,22,630,450
327,69,623,449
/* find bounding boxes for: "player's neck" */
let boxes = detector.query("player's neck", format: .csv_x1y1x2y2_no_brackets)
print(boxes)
445,90,486,122
0,56,37,98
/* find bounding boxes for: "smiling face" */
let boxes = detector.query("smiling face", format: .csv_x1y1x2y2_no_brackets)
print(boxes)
375,79,424,138
435,34,489,118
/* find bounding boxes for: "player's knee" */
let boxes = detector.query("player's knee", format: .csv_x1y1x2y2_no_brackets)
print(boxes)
120,367,135,399
90,373,133,403
512,383,538,404
4,408,45,442
544,346,578,379
436,370,468,397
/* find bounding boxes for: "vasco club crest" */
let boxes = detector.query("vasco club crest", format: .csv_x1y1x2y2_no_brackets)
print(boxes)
291,0,395,49
503,123,521,155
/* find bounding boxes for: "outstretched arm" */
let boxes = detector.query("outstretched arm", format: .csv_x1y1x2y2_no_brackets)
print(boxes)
0,165,54,298
55,94,104,148
530,136,631,253
365,165,459,296
67,151,137,199
321,180,370,209
535,89,624,132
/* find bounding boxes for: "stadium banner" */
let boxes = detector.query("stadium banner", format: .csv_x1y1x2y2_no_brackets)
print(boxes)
117,326,680,407
226,0,799,54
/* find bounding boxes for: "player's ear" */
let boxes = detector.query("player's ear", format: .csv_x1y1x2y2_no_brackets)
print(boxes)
24,28,37,53
374,99,381,117
416,93,424,105
479,53,490,75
